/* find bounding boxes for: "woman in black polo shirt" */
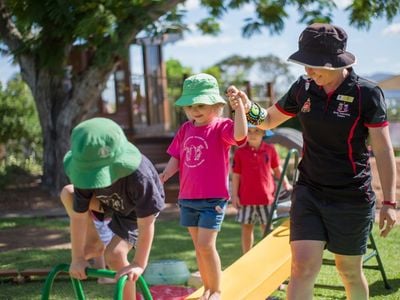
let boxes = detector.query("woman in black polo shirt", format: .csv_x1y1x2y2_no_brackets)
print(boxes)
228,23,397,300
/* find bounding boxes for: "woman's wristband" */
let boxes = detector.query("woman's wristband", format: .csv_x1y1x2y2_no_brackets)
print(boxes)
246,101,267,125
382,201,397,209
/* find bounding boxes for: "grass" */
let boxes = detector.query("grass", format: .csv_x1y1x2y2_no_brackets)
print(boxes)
0,216,399,299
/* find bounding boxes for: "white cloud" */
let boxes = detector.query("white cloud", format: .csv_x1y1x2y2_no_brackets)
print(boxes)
182,0,200,10
241,3,255,13
383,23,400,36
333,0,352,9
178,35,233,47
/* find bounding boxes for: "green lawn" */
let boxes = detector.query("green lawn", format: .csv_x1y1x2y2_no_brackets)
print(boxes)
0,216,399,299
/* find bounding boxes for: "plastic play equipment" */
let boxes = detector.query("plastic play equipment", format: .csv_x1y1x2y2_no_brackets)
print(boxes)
186,220,291,300
264,127,303,153
143,260,190,285
41,263,153,300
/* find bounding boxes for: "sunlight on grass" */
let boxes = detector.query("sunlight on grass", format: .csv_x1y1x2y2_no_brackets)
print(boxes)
0,220,17,229
0,217,68,230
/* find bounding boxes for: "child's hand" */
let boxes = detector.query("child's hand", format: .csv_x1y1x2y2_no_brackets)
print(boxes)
226,85,251,112
159,172,167,184
115,263,144,282
231,195,241,209
284,183,293,192
69,258,89,280
226,85,241,111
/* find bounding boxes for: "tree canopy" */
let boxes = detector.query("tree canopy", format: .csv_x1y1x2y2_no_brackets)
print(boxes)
0,76,42,163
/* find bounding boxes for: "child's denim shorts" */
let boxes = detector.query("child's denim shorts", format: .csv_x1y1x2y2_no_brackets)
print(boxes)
178,198,227,230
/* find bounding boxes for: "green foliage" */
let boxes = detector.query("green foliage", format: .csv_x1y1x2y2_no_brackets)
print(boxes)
0,77,42,168
197,17,221,35
4,0,397,80
201,66,222,84
165,59,193,129
5,0,171,69
207,54,294,98
0,77,40,143
165,58,192,104
166,58,192,80
347,0,400,29
214,54,255,86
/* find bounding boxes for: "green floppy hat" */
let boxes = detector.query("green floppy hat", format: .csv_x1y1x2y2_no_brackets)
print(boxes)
63,117,142,189
175,73,226,107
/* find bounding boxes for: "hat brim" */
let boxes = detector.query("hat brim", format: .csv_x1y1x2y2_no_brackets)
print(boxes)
288,50,356,70
175,94,226,107
63,141,142,189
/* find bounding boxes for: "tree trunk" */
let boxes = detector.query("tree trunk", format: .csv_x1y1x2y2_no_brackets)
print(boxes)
24,65,113,195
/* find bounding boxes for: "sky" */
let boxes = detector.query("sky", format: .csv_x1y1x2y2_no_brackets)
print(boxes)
162,0,400,80
1,0,400,85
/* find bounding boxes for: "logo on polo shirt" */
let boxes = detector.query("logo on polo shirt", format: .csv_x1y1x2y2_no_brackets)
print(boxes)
333,102,351,118
301,98,311,113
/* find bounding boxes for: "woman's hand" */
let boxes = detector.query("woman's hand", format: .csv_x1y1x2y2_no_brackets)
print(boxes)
379,205,397,237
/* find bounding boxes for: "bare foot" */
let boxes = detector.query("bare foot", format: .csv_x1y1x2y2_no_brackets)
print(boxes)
208,292,221,300
199,290,210,300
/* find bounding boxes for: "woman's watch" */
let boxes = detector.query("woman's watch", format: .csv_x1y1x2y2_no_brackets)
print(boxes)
382,201,397,209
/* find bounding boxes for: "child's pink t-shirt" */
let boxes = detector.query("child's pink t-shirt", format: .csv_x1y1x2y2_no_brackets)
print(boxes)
167,118,243,199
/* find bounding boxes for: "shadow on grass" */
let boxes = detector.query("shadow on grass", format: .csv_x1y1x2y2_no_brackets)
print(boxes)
369,279,399,297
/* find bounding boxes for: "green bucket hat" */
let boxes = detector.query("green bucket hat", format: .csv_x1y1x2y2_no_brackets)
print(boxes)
63,117,142,189
175,73,226,107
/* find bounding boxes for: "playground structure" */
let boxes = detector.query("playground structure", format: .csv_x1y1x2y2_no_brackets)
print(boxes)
41,263,152,300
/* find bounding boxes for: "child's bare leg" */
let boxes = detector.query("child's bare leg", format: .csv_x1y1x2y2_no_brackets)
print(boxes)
105,236,134,300
189,227,221,298
60,185,104,259
241,224,255,254
260,224,267,237
188,227,211,299
90,255,116,284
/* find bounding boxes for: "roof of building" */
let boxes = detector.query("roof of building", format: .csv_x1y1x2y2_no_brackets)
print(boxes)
378,75,400,90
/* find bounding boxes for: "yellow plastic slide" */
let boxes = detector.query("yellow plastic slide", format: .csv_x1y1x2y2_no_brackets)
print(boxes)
185,220,291,300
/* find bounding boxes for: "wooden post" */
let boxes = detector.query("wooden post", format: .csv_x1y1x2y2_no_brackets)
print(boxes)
266,82,274,107
245,81,252,99
159,46,170,131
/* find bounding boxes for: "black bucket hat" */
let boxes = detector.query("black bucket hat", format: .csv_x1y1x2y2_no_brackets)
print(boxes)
288,23,356,70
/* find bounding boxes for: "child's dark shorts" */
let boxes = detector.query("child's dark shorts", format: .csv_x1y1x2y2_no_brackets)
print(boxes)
108,215,139,246
108,212,160,246
290,184,375,255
